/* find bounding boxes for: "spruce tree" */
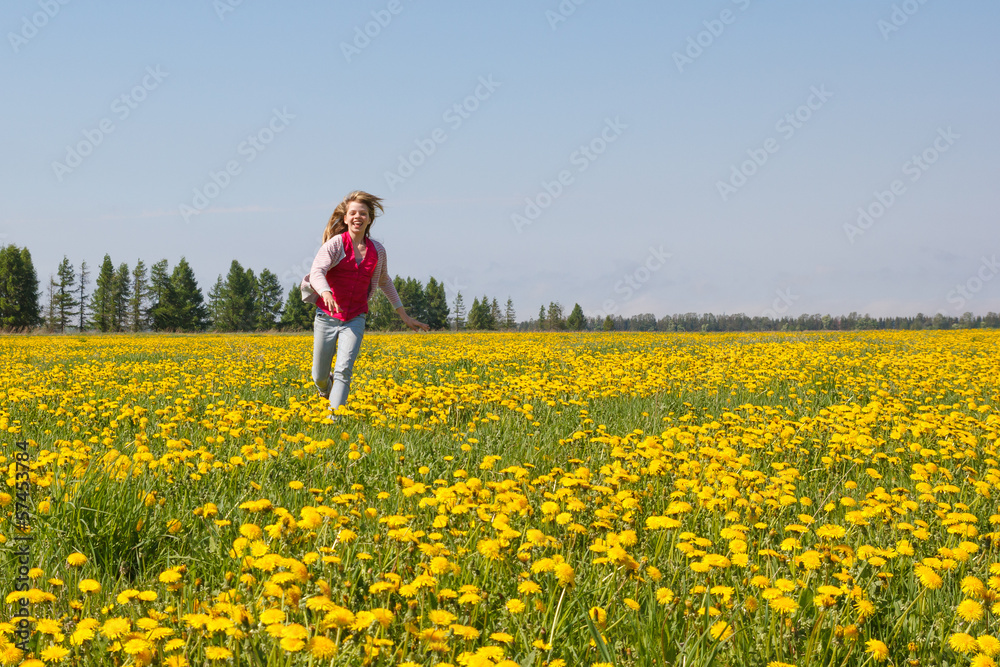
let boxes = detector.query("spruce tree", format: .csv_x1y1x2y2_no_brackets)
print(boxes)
89,255,115,332
77,260,89,331
280,283,314,330
424,277,450,330
538,305,547,331
149,260,173,330
244,267,260,330
467,297,483,330
216,260,253,331
473,295,493,330
55,256,78,332
490,298,501,330
398,277,426,325
18,247,42,329
1,246,22,328
170,257,208,331
256,268,283,330
0,245,42,329
367,289,395,331
111,262,131,332
567,303,585,331
207,276,225,329
130,260,149,332
45,275,58,332
453,292,466,331
547,302,565,330
603,315,615,331
504,297,516,330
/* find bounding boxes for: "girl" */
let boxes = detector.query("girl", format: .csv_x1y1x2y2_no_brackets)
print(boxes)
301,191,428,417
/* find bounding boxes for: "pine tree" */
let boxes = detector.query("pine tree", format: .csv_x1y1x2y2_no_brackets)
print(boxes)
244,267,259,330
424,277,450,330
216,260,253,331
111,262,131,332
567,303,585,331
170,257,208,331
376,276,405,331
130,260,149,332
367,289,396,331
45,275,59,333
467,297,484,330
504,297,516,330
603,315,615,331
77,260,89,331
453,292,465,330
207,276,225,329
55,256,78,333
89,255,115,332
547,302,565,330
0,245,36,329
256,268,283,330
17,247,42,329
149,260,173,330
490,298,501,330
280,283,314,330
398,278,427,325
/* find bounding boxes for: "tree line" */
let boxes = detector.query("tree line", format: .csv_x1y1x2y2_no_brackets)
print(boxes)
2,242,998,333
0,243,515,333
555,311,1000,332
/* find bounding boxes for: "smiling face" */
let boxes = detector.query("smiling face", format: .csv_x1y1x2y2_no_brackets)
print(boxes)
345,200,372,237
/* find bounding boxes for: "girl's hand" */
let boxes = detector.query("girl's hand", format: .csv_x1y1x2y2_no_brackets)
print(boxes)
402,314,429,332
322,291,340,313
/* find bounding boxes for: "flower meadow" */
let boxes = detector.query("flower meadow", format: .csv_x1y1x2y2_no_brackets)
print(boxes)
2,330,1000,667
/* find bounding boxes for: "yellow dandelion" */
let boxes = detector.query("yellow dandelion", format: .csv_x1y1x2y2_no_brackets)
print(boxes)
554,562,575,587
280,637,305,652
768,596,798,614
656,588,675,605
427,609,456,627
710,621,734,641
101,617,131,639
506,599,526,614
958,599,984,622
951,633,979,653
518,580,542,596
963,577,987,598
66,553,88,567
78,579,101,594
0,646,25,665
205,646,233,660
123,639,152,655
259,608,286,625
915,565,943,590
866,639,889,662
40,645,71,662
159,570,182,584
978,636,1000,657
309,636,337,659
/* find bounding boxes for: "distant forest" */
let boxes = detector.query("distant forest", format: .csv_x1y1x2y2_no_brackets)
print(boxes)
1,244,998,333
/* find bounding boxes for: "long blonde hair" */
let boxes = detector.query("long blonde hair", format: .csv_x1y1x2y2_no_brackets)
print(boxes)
322,191,385,243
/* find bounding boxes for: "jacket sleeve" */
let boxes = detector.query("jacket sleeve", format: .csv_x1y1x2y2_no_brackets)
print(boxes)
309,236,345,297
374,242,404,310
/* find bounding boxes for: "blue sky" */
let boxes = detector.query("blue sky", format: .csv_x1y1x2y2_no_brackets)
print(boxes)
2,0,998,320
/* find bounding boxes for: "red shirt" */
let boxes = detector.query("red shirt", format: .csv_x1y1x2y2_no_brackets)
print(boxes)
318,232,378,321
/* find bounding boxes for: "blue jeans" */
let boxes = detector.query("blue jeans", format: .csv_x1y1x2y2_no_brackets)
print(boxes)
312,311,366,411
